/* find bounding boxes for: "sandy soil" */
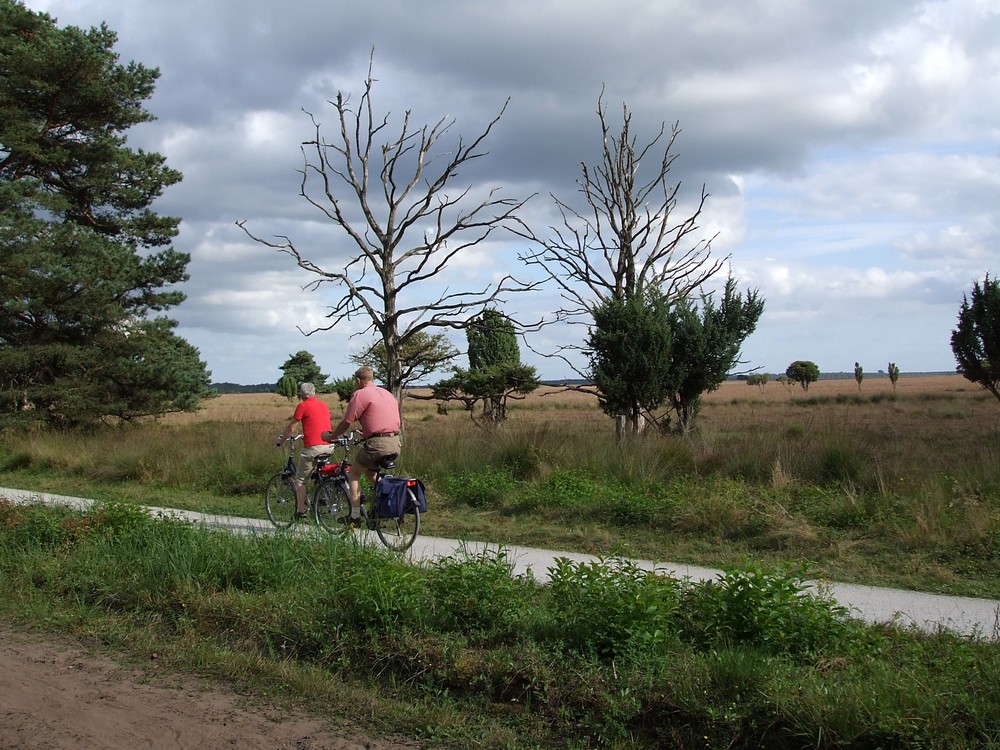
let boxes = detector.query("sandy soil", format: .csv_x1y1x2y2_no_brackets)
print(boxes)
0,628,419,750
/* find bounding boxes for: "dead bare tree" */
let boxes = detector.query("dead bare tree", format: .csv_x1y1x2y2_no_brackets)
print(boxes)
518,92,723,315
513,93,728,435
238,57,537,404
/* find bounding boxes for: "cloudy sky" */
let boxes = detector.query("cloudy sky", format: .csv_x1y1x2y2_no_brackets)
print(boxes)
25,0,1000,384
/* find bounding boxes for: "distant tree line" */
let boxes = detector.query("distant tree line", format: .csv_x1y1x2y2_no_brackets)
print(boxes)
212,383,277,395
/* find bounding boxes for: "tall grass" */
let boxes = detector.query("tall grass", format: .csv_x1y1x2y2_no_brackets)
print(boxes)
3,498,1000,749
2,378,999,596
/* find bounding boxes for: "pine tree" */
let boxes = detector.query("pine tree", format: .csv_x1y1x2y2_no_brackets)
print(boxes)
0,2,210,427
277,351,328,390
432,309,539,426
951,274,1000,401
786,361,820,391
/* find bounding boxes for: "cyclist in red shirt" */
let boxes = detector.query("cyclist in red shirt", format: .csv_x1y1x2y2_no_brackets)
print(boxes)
274,382,333,517
325,367,401,526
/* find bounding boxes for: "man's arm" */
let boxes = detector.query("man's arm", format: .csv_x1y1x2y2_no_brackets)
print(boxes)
324,417,353,442
275,415,299,446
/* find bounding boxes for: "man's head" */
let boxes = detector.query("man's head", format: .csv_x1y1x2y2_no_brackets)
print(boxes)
353,367,374,385
298,382,316,399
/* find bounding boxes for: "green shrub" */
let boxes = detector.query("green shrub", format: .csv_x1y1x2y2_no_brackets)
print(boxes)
608,485,661,525
425,547,535,643
10,503,73,547
0,451,33,471
817,442,867,486
525,468,603,513
544,557,681,659
791,485,881,530
327,546,429,633
440,467,519,508
681,562,860,657
497,440,546,480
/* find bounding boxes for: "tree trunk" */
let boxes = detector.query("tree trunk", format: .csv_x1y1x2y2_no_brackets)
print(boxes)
615,411,647,439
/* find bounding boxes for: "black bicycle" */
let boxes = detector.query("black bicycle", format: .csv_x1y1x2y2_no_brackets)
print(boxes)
314,436,423,551
265,433,422,551
264,434,340,529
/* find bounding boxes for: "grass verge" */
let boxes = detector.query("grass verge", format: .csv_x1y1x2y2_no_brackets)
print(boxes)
3,499,1000,749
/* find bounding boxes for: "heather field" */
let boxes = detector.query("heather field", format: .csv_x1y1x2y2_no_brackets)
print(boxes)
4,374,1000,749
3,372,999,597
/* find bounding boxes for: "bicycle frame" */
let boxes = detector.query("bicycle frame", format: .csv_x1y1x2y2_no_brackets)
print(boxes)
266,433,421,551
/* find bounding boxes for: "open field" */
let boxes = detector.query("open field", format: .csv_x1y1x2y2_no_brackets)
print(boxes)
4,373,999,597
173,372,991,426
170,372,999,503
4,374,1000,749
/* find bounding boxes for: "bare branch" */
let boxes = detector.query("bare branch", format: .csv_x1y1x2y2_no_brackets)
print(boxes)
512,93,726,319
237,56,534,402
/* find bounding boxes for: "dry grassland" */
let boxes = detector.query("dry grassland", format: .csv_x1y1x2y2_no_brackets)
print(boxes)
174,373,992,433
167,374,999,486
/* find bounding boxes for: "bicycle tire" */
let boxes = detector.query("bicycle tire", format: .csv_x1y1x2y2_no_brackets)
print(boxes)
264,473,298,529
314,478,351,534
374,487,420,551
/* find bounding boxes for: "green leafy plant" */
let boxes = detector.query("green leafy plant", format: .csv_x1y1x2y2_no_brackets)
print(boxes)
426,547,534,642
951,273,1000,401
441,467,519,508
545,557,681,658
785,360,820,391
681,562,858,656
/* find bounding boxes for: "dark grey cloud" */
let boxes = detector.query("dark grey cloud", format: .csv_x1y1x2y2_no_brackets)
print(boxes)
24,0,1000,381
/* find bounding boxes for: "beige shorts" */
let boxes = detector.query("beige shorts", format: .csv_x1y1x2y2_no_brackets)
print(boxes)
356,435,401,471
296,443,333,482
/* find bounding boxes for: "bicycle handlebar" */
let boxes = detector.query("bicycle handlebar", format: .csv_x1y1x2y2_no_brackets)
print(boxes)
276,431,363,448
330,431,361,447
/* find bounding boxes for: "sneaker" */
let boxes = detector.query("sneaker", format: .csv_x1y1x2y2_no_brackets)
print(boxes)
294,510,309,519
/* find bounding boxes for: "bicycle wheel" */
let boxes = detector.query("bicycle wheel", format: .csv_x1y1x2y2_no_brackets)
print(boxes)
314,478,351,534
264,473,297,529
374,487,420,551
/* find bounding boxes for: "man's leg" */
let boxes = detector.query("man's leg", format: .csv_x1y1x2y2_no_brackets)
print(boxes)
347,463,362,519
346,463,378,520
294,448,318,515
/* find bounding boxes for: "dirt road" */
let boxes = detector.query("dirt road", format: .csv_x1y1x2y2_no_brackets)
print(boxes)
0,628,418,750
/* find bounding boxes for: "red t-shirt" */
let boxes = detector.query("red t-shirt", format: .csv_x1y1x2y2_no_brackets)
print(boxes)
293,396,332,447
344,384,400,436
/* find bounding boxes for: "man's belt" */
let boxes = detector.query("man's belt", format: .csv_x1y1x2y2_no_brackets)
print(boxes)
366,432,399,438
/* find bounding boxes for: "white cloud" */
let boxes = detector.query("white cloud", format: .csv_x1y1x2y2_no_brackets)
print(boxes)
22,0,1000,381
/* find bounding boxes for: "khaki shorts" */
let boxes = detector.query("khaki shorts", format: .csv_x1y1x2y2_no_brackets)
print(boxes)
356,435,401,471
296,443,333,483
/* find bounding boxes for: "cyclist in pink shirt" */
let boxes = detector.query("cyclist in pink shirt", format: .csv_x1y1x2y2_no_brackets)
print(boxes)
325,367,401,526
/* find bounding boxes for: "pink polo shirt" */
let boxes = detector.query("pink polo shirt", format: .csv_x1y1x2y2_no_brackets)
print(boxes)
343,383,400,436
